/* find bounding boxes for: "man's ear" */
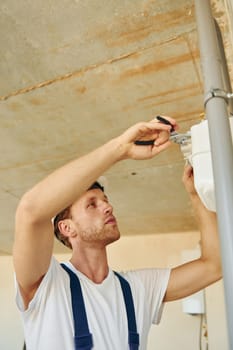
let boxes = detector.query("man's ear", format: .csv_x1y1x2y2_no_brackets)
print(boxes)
58,219,76,239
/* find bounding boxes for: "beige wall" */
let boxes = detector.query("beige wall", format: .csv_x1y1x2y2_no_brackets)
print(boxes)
0,232,228,350
0,256,24,350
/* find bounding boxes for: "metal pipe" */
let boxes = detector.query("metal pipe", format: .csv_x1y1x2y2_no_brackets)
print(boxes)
194,1,233,348
214,19,233,115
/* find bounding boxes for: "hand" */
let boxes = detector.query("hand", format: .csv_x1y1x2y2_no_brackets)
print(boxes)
182,164,197,196
118,116,178,160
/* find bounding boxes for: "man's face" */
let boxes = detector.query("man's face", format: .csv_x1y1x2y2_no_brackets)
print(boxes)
69,189,120,246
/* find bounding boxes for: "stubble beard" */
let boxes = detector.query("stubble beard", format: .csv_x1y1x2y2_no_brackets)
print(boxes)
77,223,120,245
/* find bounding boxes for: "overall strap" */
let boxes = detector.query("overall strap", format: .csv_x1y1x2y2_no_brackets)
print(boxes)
114,272,140,350
61,263,93,350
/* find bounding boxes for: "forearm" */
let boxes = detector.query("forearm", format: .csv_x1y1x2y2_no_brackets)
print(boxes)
190,194,222,275
18,137,125,221
165,165,222,302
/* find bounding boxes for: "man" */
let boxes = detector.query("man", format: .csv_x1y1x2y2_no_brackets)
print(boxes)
13,117,222,349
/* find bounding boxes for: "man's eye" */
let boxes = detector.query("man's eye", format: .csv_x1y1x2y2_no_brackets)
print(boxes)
87,202,95,208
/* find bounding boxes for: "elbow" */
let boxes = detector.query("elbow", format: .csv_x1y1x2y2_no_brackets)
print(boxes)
16,191,42,226
212,254,223,282
204,258,223,284
215,264,223,281
212,265,222,283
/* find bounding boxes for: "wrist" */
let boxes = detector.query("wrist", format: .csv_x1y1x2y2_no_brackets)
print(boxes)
189,192,204,206
189,193,210,214
105,136,128,163
110,135,130,161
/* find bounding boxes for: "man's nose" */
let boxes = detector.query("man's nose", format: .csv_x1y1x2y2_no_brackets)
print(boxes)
103,202,113,214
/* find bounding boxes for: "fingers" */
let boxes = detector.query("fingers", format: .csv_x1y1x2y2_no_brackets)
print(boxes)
130,120,174,156
124,116,178,144
146,116,178,146
151,139,172,154
182,164,197,195
182,166,191,183
183,164,193,178
128,121,171,143
149,115,178,131
154,130,170,146
144,121,173,132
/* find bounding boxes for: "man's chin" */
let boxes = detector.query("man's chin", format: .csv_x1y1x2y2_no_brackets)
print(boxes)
105,231,120,245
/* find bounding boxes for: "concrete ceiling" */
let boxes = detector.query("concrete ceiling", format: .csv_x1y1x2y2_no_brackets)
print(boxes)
0,0,232,255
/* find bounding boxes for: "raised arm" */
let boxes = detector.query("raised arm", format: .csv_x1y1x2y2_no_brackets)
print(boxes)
13,118,176,306
164,165,222,302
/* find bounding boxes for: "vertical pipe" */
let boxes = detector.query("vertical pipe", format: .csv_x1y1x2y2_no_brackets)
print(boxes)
194,1,233,348
214,19,233,114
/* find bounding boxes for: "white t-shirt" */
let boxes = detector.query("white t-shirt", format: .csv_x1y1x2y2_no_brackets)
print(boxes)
16,257,170,350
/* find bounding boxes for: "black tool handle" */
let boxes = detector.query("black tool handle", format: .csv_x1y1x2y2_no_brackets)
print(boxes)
134,140,155,146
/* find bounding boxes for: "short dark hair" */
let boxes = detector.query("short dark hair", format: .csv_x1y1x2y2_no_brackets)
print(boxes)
53,181,104,248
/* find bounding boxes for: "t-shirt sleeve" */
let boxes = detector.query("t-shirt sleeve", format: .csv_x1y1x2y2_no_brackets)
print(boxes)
125,268,171,325
15,256,63,313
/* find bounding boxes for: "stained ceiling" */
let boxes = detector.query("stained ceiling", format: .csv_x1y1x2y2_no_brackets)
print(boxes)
0,0,232,255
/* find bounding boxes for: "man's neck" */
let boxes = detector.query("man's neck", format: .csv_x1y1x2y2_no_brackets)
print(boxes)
70,245,109,284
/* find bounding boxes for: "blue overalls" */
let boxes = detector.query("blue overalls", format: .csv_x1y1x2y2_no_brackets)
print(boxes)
61,264,140,350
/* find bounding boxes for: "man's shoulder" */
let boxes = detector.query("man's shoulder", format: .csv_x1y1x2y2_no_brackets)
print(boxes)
118,268,171,290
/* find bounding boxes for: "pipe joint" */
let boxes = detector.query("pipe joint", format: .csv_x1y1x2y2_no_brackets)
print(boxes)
204,88,233,108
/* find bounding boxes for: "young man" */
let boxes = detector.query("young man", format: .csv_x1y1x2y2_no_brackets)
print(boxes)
13,117,222,350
